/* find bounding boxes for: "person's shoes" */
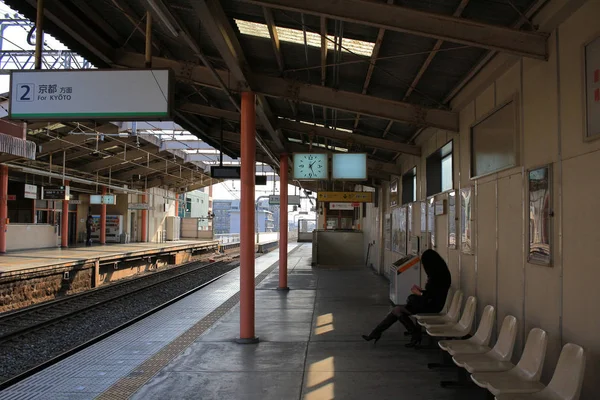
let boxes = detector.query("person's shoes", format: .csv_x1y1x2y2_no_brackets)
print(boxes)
405,337,422,348
361,333,382,344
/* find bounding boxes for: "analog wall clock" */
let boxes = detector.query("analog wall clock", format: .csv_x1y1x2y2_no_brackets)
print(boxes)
293,153,328,180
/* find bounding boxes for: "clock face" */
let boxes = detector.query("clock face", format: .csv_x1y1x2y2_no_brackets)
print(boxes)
293,153,328,180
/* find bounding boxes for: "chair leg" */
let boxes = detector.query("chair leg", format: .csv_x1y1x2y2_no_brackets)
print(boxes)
428,351,455,369
440,367,475,388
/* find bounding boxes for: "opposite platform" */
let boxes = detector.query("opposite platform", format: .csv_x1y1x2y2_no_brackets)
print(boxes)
0,240,219,276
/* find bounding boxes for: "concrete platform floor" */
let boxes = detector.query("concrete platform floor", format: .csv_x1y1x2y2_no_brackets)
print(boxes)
0,244,483,399
129,244,481,400
0,239,220,276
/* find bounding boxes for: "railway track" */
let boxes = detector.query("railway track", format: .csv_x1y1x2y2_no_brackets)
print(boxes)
0,257,243,388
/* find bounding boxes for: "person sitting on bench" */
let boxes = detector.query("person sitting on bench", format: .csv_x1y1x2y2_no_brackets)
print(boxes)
362,249,451,347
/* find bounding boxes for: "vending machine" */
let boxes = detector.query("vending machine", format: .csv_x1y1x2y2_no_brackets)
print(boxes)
91,215,124,243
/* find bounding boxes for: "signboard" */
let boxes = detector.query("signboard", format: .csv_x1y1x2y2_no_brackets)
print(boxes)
43,186,68,200
128,203,151,210
9,69,172,121
329,202,358,210
69,200,82,205
90,194,117,205
268,195,301,206
7,195,16,201
317,191,373,203
331,153,367,180
24,184,37,199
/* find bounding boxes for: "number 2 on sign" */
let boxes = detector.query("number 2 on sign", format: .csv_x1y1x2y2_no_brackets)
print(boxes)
18,84,34,102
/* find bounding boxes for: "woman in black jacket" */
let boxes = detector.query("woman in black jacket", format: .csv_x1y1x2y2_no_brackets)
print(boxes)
362,249,451,347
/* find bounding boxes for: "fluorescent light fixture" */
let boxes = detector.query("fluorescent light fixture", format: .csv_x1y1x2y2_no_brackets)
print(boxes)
235,19,375,57
145,0,179,38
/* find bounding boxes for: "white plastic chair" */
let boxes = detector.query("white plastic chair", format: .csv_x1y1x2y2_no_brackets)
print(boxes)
426,296,477,338
471,328,548,395
415,289,453,318
417,290,463,328
495,343,586,400
453,315,517,373
438,305,495,355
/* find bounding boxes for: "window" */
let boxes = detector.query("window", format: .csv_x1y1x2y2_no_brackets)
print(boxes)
402,167,417,204
426,141,453,197
471,99,518,177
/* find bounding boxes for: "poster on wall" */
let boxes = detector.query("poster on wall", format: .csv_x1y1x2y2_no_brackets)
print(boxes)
585,35,600,138
427,197,435,249
384,213,392,251
528,166,552,265
420,201,426,232
390,179,399,207
448,190,457,249
391,208,400,253
399,206,407,255
460,187,474,254
407,203,413,253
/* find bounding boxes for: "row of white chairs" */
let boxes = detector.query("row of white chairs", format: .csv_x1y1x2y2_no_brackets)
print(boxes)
414,290,586,400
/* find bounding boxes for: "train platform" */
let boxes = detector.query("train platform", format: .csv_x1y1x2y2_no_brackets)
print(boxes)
0,240,220,277
0,243,469,400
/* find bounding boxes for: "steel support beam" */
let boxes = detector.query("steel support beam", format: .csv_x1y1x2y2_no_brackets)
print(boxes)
80,149,151,172
264,7,284,73
179,103,241,122
160,140,213,151
240,0,549,59
190,0,286,152
278,119,421,156
109,52,462,129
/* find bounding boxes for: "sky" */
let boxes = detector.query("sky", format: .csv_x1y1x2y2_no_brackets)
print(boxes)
0,1,317,218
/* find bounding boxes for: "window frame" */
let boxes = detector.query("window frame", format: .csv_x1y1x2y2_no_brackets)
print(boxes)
426,140,454,197
401,166,417,205
470,96,520,180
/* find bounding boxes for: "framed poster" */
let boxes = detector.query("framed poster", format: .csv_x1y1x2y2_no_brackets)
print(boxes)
427,197,435,249
420,201,426,232
390,179,399,207
391,207,401,253
448,190,457,249
460,187,474,254
528,165,552,265
384,213,392,251
399,206,407,255
585,35,600,138
407,203,413,253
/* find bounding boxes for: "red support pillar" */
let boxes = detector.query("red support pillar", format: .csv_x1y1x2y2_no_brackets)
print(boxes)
0,166,8,253
61,180,69,248
239,92,258,343
141,193,148,242
279,154,289,290
100,186,107,245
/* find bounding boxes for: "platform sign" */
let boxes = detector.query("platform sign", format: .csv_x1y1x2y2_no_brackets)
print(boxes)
269,195,301,206
128,203,151,210
43,186,68,200
317,191,373,203
90,194,117,205
9,69,173,121
24,184,37,199
329,202,358,210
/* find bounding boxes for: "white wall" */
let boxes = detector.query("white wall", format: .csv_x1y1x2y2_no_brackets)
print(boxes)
360,2,600,397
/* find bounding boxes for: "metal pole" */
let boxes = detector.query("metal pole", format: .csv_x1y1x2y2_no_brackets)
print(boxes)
278,154,289,290
61,180,69,248
145,12,152,68
141,192,148,242
238,92,258,343
34,0,44,70
100,186,107,245
0,166,8,253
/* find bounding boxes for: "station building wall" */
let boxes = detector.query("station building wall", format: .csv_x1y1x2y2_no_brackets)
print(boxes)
364,2,600,397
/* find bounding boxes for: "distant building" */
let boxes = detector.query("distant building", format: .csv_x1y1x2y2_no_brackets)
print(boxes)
178,190,210,229
213,199,277,234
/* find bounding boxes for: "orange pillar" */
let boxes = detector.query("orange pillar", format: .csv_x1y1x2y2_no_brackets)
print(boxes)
239,92,258,343
141,193,148,242
61,180,69,248
279,154,289,290
100,186,107,245
0,166,8,253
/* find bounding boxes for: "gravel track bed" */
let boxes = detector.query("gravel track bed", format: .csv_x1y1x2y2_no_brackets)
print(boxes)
0,260,240,384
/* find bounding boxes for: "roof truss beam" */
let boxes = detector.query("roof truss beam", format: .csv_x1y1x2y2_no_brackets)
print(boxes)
240,0,548,59
160,140,213,151
114,52,458,131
